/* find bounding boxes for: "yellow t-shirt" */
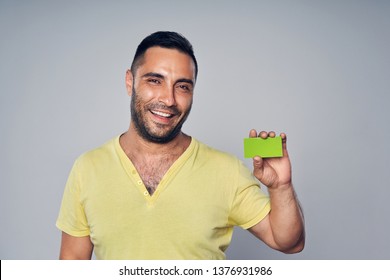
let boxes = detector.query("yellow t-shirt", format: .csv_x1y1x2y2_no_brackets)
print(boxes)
56,136,270,259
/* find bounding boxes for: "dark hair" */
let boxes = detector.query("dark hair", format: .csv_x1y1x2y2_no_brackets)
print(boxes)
130,31,198,79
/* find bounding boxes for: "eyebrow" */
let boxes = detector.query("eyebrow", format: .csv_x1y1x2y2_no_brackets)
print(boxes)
141,72,194,86
141,72,165,79
176,78,194,87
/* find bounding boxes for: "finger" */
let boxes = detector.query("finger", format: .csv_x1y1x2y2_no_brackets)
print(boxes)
258,131,268,139
252,156,264,174
269,131,276,138
280,132,287,145
249,129,257,138
280,132,288,154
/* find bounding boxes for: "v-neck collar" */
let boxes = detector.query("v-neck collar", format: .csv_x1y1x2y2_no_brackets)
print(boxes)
114,135,196,203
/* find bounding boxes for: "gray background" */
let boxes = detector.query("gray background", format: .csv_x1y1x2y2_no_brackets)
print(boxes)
1,0,389,259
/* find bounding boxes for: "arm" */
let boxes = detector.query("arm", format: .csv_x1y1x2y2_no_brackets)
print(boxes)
59,231,94,260
248,130,305,253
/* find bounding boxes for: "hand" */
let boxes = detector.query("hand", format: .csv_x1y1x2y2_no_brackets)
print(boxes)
249,129,292,189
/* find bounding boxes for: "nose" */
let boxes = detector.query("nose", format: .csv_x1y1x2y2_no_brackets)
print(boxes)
158,85,176,107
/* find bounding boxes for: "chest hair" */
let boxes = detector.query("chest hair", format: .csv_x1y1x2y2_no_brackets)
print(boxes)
133,156,177,195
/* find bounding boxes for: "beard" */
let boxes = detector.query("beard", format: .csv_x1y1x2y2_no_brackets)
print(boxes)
130,87,192,144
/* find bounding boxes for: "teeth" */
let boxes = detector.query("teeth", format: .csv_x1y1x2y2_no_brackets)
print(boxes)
151,110,172,118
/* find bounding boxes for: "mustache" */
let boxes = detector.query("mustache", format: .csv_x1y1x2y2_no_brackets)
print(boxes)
146,103,180,115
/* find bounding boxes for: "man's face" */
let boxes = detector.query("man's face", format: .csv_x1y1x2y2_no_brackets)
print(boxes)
129,47,196,143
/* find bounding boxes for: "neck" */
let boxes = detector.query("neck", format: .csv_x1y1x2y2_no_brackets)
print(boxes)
119,123,191,159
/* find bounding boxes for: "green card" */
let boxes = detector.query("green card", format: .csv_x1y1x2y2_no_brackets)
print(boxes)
244,137,283,158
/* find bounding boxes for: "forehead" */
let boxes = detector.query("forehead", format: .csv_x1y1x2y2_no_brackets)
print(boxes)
136,47,195,80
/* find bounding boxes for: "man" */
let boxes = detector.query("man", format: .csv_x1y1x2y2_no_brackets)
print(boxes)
56,31,305,260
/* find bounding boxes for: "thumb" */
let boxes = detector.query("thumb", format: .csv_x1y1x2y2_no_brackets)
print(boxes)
252,156,264,178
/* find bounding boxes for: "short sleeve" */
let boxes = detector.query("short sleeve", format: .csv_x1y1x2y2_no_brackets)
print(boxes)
56,159,90,237
228,160,271,229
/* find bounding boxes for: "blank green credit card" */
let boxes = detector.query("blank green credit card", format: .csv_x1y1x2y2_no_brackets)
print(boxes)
243,137,283,158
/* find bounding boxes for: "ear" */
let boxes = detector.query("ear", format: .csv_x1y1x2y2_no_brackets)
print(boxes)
125,69,133,97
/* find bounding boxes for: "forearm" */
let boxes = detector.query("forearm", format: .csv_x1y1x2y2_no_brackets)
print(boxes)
268,182,305,252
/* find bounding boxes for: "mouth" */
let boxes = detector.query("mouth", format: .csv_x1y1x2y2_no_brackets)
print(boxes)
149,109,178,124
150,110,175,118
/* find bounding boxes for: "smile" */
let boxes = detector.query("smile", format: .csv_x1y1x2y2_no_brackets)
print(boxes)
150,110,175,118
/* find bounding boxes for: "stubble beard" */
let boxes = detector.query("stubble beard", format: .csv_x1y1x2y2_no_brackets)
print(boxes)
130,87,192,144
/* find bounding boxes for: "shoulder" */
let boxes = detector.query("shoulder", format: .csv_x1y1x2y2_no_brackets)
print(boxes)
192,138,242,168
193,138,259,182
194,139,238,159
73,136,118,170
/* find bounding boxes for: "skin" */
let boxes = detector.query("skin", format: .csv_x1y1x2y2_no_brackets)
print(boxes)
59,47,195,259
59,232,93,260
123,47,195,194
248,130,305,253
59,47,304,259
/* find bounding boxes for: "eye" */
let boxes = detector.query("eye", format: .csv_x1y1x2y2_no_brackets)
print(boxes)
177,83,192,93
147,78,162,85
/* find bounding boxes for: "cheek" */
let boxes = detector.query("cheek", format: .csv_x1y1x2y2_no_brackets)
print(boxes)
135,84,159,102
140,89,156,102
177,95,193,109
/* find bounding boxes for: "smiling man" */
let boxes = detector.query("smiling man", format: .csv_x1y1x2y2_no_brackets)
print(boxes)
56,31,305,259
